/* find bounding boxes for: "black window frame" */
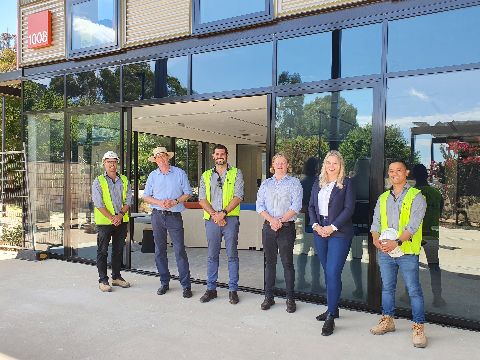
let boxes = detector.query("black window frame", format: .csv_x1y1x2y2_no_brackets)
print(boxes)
192,0,273,35
66,0,120,59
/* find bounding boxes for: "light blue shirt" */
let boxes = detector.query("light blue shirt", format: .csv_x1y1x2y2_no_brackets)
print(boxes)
143,166,192,212
256,175,303,221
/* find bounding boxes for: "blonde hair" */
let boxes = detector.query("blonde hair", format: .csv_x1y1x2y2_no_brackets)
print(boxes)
319,150,346,189
269,153,292,174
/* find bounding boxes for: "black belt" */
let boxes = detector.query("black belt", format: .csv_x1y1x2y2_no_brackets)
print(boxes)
264,220,295,226
319,215,329,221
154,209,181,216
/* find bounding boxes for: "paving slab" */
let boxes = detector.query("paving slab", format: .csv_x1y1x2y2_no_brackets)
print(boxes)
0,258,477,360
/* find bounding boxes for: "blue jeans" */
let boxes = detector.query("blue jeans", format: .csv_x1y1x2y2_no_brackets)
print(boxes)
205,217,240,291
378,251,425,323
314,233,352,315
151,210,191,289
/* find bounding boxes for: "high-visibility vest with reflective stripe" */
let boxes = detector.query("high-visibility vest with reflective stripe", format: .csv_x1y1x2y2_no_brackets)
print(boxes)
379,187,423,255
94,174,129,225
202,167,240,220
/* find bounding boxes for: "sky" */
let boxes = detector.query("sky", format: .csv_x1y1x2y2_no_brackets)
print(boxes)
1,0,18,34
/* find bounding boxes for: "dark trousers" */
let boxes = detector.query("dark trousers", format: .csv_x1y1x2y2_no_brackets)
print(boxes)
96,222,127,283
262,222,296,299
151,210,191,289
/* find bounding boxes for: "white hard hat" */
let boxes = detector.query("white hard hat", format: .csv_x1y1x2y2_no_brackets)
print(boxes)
102,151,120,162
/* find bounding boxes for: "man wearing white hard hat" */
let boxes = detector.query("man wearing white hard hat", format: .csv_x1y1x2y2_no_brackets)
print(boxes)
143,146,193,298
92,151,132,292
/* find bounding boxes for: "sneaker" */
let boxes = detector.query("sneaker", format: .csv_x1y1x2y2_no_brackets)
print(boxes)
370,315,395,335
112,277,130,288
412,323,427,348
99,282,112,292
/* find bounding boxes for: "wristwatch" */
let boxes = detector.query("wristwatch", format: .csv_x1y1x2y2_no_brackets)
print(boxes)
396,239,403,246
221,209,228,215
119,210,125,216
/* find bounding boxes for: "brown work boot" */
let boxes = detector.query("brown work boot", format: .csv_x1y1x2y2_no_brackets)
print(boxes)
370,315,395,335
99,282,112,292
412,323,427,348
112,277,130,288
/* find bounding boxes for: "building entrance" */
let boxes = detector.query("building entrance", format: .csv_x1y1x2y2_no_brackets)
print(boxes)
129,95,268,290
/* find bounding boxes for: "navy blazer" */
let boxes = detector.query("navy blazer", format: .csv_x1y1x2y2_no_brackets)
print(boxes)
308,177,356,239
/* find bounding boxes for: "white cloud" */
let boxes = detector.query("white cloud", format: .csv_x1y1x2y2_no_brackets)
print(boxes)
408,88,429,102
73,17,115,46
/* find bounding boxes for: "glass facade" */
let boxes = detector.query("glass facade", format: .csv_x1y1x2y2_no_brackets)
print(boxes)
66,66,120,106
123,57,188,102
69,0,118,55
26,112,65,251
199,0,266,24
388,6,480,72
20,0,480,329
69,112,121,260
275,88,373,302
192,42,273,93
23,77,64,112
386,70,480,321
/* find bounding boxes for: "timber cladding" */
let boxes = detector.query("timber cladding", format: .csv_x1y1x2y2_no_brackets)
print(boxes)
124,0,191,47
276,0,373,17
20,0,65,66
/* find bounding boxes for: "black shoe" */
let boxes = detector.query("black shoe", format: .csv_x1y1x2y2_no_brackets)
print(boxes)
316,309,340,321
157,284,169,295
229,291,239,304
183,287,193,298
321,314,335,336
200,290,217,303
286,299,296,313
260,297,275,310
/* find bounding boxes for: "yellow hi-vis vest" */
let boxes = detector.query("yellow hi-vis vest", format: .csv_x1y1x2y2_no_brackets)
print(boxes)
202,167,240,220
379,187,423,255
94,174,129,225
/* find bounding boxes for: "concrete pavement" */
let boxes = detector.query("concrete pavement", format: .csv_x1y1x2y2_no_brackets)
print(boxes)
0,257,477,360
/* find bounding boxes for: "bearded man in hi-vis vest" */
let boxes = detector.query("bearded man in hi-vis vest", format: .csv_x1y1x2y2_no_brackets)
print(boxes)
92,151,132,292
370,159,428,348
198,144,244,305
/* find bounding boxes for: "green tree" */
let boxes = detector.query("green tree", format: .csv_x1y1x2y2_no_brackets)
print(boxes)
0,48,16,72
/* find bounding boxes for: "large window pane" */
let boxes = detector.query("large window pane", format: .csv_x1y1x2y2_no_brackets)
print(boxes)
386,70,480,321
199,0,266,24
277,33,331,85
123,57,188,102
275,88,373,302
66,67,120,106
277,23,381,85
388,6,480,72
192,43,272,93
70,112,121,260
23,77,64,112
341,23,382,78
26,112,65,252
70,0,117,52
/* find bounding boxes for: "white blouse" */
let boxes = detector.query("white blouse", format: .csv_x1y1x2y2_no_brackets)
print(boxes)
317,181,336,216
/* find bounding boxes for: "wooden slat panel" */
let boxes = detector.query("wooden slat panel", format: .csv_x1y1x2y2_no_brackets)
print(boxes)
124,0,190,47
20,0,65,66
276,0,370,17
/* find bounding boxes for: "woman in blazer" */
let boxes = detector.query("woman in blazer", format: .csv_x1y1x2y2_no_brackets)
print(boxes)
308,150,356,336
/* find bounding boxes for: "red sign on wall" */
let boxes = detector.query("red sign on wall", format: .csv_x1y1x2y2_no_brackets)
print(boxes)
27,10,52,49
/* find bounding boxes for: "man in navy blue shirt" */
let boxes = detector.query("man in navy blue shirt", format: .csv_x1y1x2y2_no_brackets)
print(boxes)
143,147,193,298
